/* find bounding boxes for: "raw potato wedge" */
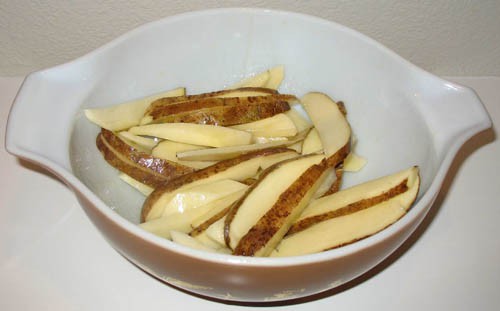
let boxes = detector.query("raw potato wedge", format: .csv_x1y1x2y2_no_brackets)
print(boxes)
141,87,278,124
232,158,330,257
264,65,285,89
229,72,270,89
141,148,299,222
119,173,154,196
343,152,367,172
189,190,246,236
205,216,227,247
139,183,247,239
150,101,291,126
96,129,195,188
229,65,284,89
224,154,325,253
230,113,298,138
193,231,232,254
147,94,296,116
118,131,159,152
312,167,339,199
143,95,294,126
288,141,303,153
321,167,344,197
301,127,323,155
85,87,185,131
152,140,215,169
129,123,252,147
215,88,277,98
257,150,302,170
176,130,307,162
284,104,313,133
160,179,247,218
170,231,221,253
253,136,289,144
176,141,291,162
301,92,351,165
146,87,277,110
290,166,420,233
272,166,420,257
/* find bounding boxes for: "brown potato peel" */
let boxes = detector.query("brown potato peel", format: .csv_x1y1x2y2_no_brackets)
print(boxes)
96,129,195,188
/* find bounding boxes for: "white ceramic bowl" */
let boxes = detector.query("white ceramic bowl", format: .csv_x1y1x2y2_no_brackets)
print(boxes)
6,8,491,302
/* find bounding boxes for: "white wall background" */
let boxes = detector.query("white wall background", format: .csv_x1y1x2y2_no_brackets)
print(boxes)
1,0,499,76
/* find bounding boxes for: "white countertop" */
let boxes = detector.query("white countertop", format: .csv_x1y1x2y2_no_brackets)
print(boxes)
1,76,499,310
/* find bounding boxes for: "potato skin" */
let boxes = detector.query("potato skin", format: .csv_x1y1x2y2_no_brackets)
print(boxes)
223,155,293,248
147,95,294,126
325,142,350,168
286,178,409,235
321,166,344,197
150,94,295,116
144,87,278,116
189,206,231,237
156,100,291,126
223,143,350,253
232,160,328,256
96,129,195,188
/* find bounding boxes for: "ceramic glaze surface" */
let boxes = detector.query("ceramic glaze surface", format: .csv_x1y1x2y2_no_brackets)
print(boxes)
6,9,491,302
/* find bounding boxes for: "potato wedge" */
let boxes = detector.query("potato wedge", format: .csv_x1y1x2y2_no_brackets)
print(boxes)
284,104,313,133
301,92,351,165
176,130,307,162
264,65,285,89
289,166,419,234
118,131,159,152
321,167,344,197
170,231,221,253
301,127,323,155
343,152,367,172
143,95,294,126
193,231,231,254
85,87,185,131
204,216,227,247
189,190,245,236
96,129,195,188
160,180,247,218
139,182,247,239
129,123,252,147
224,154,325,253
229,65,284,89
151,101,291,126
229,72,270,88
119,173,154,196
232,158,330,256
148,94,296,117
288,141,303,153
152,140,215,169
141,147,298,222
230,113,297,138
215,88,277,98
272,167,420,256
175,141,289,162
312,167,338,199
142,87,277,123
253,136,289,144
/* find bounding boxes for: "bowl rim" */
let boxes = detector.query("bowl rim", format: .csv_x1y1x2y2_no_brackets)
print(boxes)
6,7,491,268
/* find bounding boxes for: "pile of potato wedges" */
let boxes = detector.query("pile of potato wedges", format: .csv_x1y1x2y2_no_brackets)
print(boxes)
85,66,420,257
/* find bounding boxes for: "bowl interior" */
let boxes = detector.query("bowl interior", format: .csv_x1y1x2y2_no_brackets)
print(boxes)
70,9,437,225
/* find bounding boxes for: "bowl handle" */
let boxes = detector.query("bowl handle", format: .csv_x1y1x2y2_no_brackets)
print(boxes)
5,70,96,173
416,80,492,157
